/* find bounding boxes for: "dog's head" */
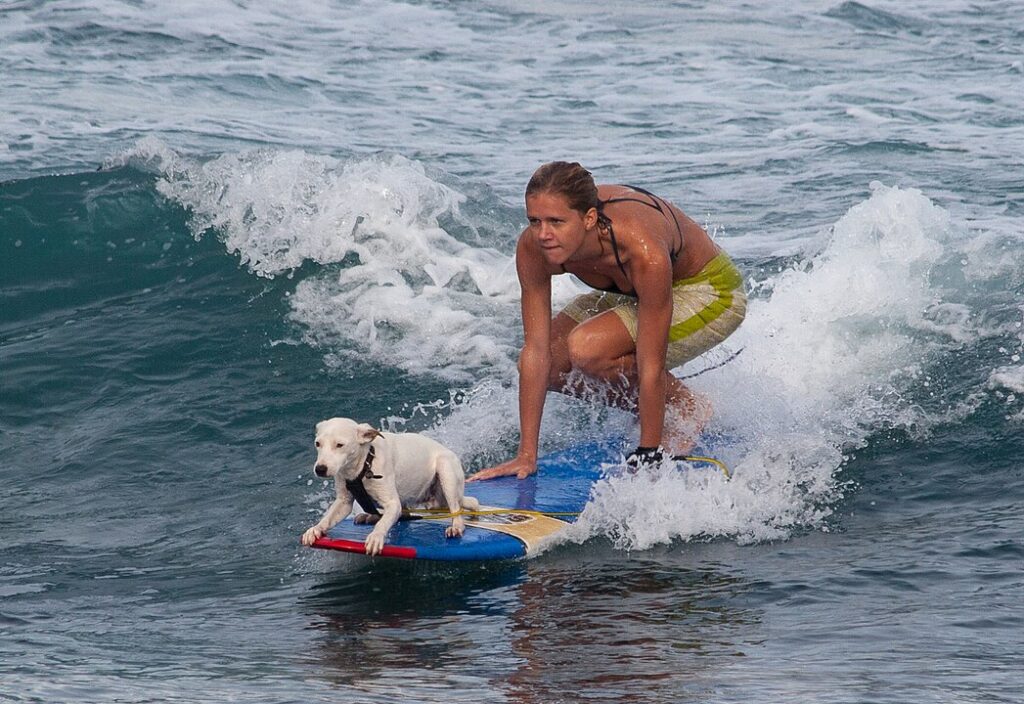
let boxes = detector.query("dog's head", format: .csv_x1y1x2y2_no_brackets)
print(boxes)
313,417,381,479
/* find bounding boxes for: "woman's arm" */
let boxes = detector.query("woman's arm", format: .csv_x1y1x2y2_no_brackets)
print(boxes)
468,235,552,482
513,235,553,465
628,246,674,448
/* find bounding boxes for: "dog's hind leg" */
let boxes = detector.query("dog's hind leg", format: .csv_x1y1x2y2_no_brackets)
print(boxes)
423,476,445,510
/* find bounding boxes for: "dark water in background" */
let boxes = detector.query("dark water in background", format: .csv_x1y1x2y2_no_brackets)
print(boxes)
2,1,1024,702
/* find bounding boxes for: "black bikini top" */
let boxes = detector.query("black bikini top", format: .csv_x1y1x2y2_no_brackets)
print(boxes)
561,185,685,296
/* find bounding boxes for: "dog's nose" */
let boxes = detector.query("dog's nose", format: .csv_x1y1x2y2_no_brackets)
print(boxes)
314,464,328,477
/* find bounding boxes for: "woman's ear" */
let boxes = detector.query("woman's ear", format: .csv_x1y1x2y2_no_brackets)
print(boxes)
584,206,599,230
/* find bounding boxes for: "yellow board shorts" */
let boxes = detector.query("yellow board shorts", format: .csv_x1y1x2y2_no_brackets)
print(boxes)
559,251,747,370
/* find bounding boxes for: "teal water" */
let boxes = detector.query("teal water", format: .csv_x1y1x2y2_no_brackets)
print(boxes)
2,1,1023,702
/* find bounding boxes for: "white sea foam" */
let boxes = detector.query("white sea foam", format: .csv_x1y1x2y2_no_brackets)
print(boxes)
989,360,1024,424
726,182,952,417
133,139,587,382
989,366,1024,395
567,436,844,549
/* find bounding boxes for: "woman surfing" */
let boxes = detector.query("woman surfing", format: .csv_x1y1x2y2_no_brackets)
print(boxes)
470,162,745,481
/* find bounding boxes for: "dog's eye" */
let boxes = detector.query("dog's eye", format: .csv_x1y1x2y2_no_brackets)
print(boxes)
315,441,320,448
335,442,344,449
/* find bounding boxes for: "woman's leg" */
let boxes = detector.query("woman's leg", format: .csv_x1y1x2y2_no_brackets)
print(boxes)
549,310,709,451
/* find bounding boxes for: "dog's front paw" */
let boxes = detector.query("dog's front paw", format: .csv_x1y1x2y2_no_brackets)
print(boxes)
445,516,466,539
364,531,386,556
301,525,325,546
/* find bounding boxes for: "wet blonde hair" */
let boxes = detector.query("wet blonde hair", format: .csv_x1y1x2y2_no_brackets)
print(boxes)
525,161,601,215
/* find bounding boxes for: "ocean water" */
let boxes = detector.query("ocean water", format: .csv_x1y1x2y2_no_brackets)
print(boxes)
2,1,1023,702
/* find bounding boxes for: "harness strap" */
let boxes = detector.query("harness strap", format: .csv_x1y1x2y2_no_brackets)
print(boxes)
344,444,383,516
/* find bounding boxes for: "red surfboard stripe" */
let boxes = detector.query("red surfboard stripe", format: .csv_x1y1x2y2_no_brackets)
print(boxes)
312,536,418,559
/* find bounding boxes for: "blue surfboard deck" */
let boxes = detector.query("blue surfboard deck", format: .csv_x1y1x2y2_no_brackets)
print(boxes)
310,436,727,561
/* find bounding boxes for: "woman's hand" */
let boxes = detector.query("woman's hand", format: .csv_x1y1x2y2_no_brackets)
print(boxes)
467,455,538,482
625,445,666,471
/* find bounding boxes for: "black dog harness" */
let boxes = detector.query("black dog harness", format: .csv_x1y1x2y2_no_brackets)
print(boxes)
345,444,383,516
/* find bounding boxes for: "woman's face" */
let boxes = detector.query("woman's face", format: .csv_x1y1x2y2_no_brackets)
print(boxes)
525,191,595,266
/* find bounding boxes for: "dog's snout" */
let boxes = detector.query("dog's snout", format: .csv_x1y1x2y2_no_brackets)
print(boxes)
314,464,328,477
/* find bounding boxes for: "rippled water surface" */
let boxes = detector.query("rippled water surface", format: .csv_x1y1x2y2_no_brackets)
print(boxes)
2,1,1022,702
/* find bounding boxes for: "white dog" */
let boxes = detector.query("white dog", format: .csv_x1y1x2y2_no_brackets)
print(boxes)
301,417,480,556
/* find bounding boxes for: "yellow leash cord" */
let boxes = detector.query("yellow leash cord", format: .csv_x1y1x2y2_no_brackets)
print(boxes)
677,455,732,480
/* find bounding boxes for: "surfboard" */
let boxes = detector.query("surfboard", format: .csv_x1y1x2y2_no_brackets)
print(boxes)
309,437,729,561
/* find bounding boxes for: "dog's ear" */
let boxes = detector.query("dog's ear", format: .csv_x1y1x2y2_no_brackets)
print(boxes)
355,423,382,444
315,421,325,436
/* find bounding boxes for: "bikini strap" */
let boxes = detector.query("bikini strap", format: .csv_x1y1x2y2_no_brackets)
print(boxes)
594,205,628,277
604,185,684,261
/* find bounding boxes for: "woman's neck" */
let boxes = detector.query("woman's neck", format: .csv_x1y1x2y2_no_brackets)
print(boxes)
567,224,608,265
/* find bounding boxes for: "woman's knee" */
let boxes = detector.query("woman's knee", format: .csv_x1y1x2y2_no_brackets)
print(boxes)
566,325,611,376
516,343,572,390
